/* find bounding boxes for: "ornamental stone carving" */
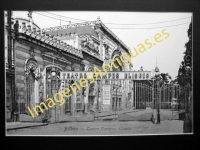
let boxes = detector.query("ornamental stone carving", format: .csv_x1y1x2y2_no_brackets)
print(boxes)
81,36,99,54
24,58,41,80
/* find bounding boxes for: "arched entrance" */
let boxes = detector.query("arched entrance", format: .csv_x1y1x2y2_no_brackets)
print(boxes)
43,65,63,121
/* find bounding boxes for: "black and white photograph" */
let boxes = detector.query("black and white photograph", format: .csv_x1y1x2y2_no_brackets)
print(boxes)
5,10,193,136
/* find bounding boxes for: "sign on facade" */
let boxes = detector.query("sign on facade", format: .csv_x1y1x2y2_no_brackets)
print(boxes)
103,85,111,105
60,71,152,80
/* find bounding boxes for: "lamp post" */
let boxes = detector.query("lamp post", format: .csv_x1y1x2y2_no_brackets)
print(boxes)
155,70,161,124
50,67,60,123
147,71,155,123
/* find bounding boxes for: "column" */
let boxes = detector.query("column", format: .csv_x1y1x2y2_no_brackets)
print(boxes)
99,80,103,111
98,32,103,60
71,80,76,116
11,38,14,67
92,80,97,111
34,80,39,105
84,80,89,113
60,78,65,115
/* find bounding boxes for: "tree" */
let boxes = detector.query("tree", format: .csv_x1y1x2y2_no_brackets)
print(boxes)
177,20,192,86
176,19,192,133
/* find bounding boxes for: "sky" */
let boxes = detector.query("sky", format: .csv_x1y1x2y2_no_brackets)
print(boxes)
12,11,192,79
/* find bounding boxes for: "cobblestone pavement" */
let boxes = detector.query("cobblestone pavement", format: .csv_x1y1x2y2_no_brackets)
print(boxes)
7,120,183,135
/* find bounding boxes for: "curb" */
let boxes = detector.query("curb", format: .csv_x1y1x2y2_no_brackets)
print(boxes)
7,123,48,131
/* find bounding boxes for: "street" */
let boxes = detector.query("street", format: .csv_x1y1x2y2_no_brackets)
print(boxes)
7,120,183,135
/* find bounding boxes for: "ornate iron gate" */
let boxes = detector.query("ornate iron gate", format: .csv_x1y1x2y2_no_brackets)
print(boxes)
132,81,181,110
133,81,153,109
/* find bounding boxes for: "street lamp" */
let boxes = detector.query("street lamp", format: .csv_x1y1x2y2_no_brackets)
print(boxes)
155,70,161,124
51,67,56,76
49,67,60,123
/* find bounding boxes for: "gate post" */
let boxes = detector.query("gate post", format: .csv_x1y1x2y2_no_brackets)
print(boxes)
71,80,76,116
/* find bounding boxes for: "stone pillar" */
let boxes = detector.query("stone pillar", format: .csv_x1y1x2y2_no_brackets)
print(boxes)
71,81,76,116
117,93,119,110
81,60,90,114
34,79,39,105
50,87,57,123
93,81,98,111
84,80,89,113
11,37,14,68
60,78,65,115
99,80,103,111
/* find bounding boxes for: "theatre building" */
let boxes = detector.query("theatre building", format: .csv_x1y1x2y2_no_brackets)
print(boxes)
5,11,132,123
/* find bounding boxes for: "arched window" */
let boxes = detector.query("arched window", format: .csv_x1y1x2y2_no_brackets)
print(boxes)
24,58,41,113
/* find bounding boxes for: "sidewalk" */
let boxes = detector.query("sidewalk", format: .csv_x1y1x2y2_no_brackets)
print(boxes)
6,122,48,130
94,107,138,118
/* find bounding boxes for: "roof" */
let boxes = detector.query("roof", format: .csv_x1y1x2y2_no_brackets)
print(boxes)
46,25,99,38
15,20,83,59
42,20,129,52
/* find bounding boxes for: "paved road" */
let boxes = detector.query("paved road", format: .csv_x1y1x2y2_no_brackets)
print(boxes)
95,109,180,120
7,120,183,135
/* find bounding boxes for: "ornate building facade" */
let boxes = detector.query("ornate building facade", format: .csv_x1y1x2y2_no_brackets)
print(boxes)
5,11,132,122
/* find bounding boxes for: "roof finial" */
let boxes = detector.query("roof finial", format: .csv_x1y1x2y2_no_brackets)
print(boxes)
27,11,33,27
27,11,32,19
